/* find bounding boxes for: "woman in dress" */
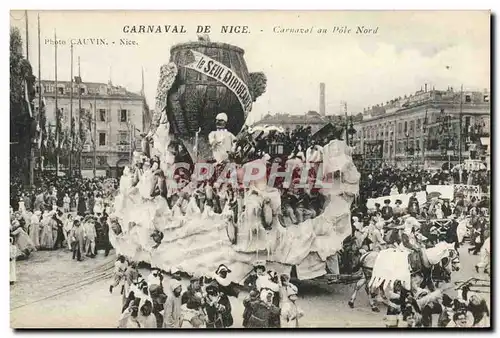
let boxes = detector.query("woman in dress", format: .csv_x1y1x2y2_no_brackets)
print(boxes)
18,193,26,213
11,219,36,257
94,193,104,215
29,210,42,249
10,237,17,285
39,211,55,250
63,193,71,213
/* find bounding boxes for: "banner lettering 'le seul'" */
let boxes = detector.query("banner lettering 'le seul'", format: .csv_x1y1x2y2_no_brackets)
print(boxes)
184,50,253,113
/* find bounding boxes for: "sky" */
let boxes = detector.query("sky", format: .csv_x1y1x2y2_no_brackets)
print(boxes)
10,10,490,124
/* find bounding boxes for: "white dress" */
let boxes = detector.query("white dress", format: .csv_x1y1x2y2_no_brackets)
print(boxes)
208,129,236,163
10,244,17,282
18,199,26,213
94,197,104,214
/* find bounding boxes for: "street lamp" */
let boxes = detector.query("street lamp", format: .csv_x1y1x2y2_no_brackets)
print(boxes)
346,116,356,146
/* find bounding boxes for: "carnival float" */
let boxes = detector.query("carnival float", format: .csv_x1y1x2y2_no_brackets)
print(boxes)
108,37,360,285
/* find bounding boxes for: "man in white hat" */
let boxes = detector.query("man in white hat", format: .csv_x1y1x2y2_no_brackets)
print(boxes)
208,113,236,163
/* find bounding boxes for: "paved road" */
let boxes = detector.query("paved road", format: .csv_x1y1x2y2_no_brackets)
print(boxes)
10,244,489,328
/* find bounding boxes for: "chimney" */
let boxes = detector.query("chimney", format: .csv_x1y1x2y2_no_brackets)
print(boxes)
319,83,326,116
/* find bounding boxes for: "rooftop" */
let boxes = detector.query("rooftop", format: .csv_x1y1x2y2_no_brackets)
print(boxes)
255,110,362,127
37,80,144,100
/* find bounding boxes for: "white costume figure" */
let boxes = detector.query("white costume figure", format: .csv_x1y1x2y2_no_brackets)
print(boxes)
63,194,71,212
18,196,26,213
94,196,104,215
476,236,490,273
435,203,444,219
208,113,236,163
306,143,323,163
139,162,155,200
10,238,17,283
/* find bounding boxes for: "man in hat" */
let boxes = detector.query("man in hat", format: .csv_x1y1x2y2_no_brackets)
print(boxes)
393,199,404,218
203,281,230,328
181,276,203,311
246,288,281,328
212,264,238,327
243,289,260,327
208,112,236,163
70,219,85,262
381,199,393,221
244,260,266,289
180,277,205,328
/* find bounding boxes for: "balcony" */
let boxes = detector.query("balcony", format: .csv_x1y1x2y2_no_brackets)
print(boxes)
81,144,131,153
117,144,131,152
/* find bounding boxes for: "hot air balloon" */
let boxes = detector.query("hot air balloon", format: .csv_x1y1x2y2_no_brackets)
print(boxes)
158,40,267,162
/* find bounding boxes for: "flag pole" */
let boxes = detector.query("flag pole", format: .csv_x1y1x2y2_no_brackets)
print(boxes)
93,94,97,178
25,10,29,61
54,29,59,177
458,84,463,166
32,12,42,185
69,43,74,176
78,56,82,175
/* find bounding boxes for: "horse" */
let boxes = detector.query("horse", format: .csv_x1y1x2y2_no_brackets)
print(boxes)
347,242,460,312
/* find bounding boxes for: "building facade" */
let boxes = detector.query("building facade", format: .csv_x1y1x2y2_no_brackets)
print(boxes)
352,87,490,169
36,80,150,177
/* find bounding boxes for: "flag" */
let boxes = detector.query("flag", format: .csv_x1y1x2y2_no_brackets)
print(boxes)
36,122,42,149
24,80,32,117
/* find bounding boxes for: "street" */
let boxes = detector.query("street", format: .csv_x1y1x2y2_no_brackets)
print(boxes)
10,244,489,328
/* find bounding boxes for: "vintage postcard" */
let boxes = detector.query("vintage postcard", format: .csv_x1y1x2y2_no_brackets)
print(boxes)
9,10,490,329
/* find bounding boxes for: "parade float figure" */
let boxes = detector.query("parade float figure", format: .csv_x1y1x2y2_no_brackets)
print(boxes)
208,113,236,163
109,38,357,284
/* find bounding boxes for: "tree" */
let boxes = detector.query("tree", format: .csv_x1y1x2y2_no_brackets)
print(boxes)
10,26,36,184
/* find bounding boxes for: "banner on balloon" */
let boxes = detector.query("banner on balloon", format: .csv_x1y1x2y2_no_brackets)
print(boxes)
366,191,427,210
184,50,253,114
426,185,454,200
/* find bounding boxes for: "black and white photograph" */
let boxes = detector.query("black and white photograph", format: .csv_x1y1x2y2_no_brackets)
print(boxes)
9,10,491,329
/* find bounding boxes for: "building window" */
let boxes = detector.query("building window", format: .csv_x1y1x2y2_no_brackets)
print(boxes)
80,87,86,95
118,131,129,145
404,121,408,133
99,132,106,146
398,123,402,135
58,87,64,95
99,109,106,122
416,119,421,131
465,95,471,103
120,109,128,122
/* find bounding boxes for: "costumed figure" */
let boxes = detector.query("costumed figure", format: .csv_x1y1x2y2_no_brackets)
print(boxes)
29,210,41,248
280,283,303,328
63,193,71,213
208,113,236,163
163,279,183,328
210,264,239,328
39,211,55,250
70,219,86,261
10,237,17,284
